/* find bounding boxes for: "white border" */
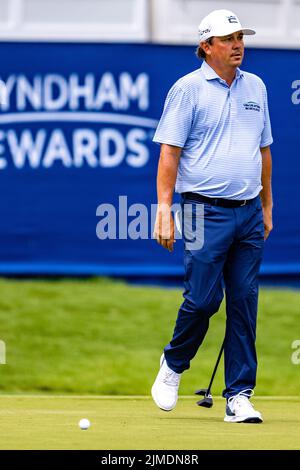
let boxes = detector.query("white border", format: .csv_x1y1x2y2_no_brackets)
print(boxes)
0,0,300,48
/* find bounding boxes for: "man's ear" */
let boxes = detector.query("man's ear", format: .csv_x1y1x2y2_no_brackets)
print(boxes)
201,41,211,56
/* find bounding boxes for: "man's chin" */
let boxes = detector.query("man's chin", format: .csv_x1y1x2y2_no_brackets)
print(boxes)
230,57,243,67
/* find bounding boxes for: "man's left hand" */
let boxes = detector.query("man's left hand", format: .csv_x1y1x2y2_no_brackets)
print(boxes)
262,206,273,240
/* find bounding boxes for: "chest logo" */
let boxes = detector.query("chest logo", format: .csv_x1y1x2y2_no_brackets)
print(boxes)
243,101,261,112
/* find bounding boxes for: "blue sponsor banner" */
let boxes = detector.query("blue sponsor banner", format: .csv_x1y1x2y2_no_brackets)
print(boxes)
0,42,299,276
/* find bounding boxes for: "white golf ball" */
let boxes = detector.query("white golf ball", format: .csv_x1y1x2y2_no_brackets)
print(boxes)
79,418,90,430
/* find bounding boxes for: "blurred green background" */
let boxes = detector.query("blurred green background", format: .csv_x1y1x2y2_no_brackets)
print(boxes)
0,277,299,396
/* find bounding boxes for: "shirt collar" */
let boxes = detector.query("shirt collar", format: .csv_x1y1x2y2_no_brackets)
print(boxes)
201,61,244,83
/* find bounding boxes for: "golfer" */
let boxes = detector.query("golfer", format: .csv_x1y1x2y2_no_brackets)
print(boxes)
151,9,273,423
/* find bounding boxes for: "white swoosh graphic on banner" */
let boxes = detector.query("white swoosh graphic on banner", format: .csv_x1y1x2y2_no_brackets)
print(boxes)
0,112,158,128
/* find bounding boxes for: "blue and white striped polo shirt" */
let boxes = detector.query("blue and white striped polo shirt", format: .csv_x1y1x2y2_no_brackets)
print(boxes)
153,60,273,200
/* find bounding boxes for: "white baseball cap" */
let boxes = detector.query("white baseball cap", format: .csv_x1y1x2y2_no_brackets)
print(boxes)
198,9,255,42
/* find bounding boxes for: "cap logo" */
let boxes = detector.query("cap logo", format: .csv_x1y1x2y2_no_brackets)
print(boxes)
199,28,211,36
227,15,238,24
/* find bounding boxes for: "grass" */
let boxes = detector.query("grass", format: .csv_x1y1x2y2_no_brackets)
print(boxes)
0,395,299,450
0,277,299,396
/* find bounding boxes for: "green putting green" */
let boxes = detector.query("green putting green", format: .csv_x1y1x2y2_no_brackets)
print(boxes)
0,278,299,396
0,395,299,450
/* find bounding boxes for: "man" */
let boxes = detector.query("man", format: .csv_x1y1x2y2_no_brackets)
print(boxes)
151,9,273,423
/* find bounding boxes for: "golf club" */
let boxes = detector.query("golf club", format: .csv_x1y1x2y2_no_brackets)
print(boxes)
195,338,225,408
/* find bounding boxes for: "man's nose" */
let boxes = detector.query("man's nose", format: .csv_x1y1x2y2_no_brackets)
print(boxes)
232,38,242,48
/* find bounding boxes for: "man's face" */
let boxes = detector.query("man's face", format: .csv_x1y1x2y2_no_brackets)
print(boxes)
203,31,244,68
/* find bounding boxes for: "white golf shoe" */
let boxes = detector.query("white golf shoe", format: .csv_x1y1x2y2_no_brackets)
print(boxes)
224,389,263,423
151,354,181,411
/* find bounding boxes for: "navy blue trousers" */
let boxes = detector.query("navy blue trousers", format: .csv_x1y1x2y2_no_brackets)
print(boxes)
164,194,265,399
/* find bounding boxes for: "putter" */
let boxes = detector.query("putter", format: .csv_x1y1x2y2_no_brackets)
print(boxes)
195,338,225,408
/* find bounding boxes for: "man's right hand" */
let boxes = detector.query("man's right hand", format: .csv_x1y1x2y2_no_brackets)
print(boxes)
154,144,181,252
153,204,176,252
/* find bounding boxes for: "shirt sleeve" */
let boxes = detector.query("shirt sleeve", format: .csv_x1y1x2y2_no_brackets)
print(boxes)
153,84,194,148
260,84,273,148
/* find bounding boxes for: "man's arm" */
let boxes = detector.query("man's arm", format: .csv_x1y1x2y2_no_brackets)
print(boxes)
260,146,273,240
154,144,181,251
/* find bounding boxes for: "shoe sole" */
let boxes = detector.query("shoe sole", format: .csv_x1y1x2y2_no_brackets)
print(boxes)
242,417,263,423
224,415,263,423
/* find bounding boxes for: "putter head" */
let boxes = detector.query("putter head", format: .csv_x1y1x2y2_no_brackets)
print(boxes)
196,395,213,408
195,388,209,397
